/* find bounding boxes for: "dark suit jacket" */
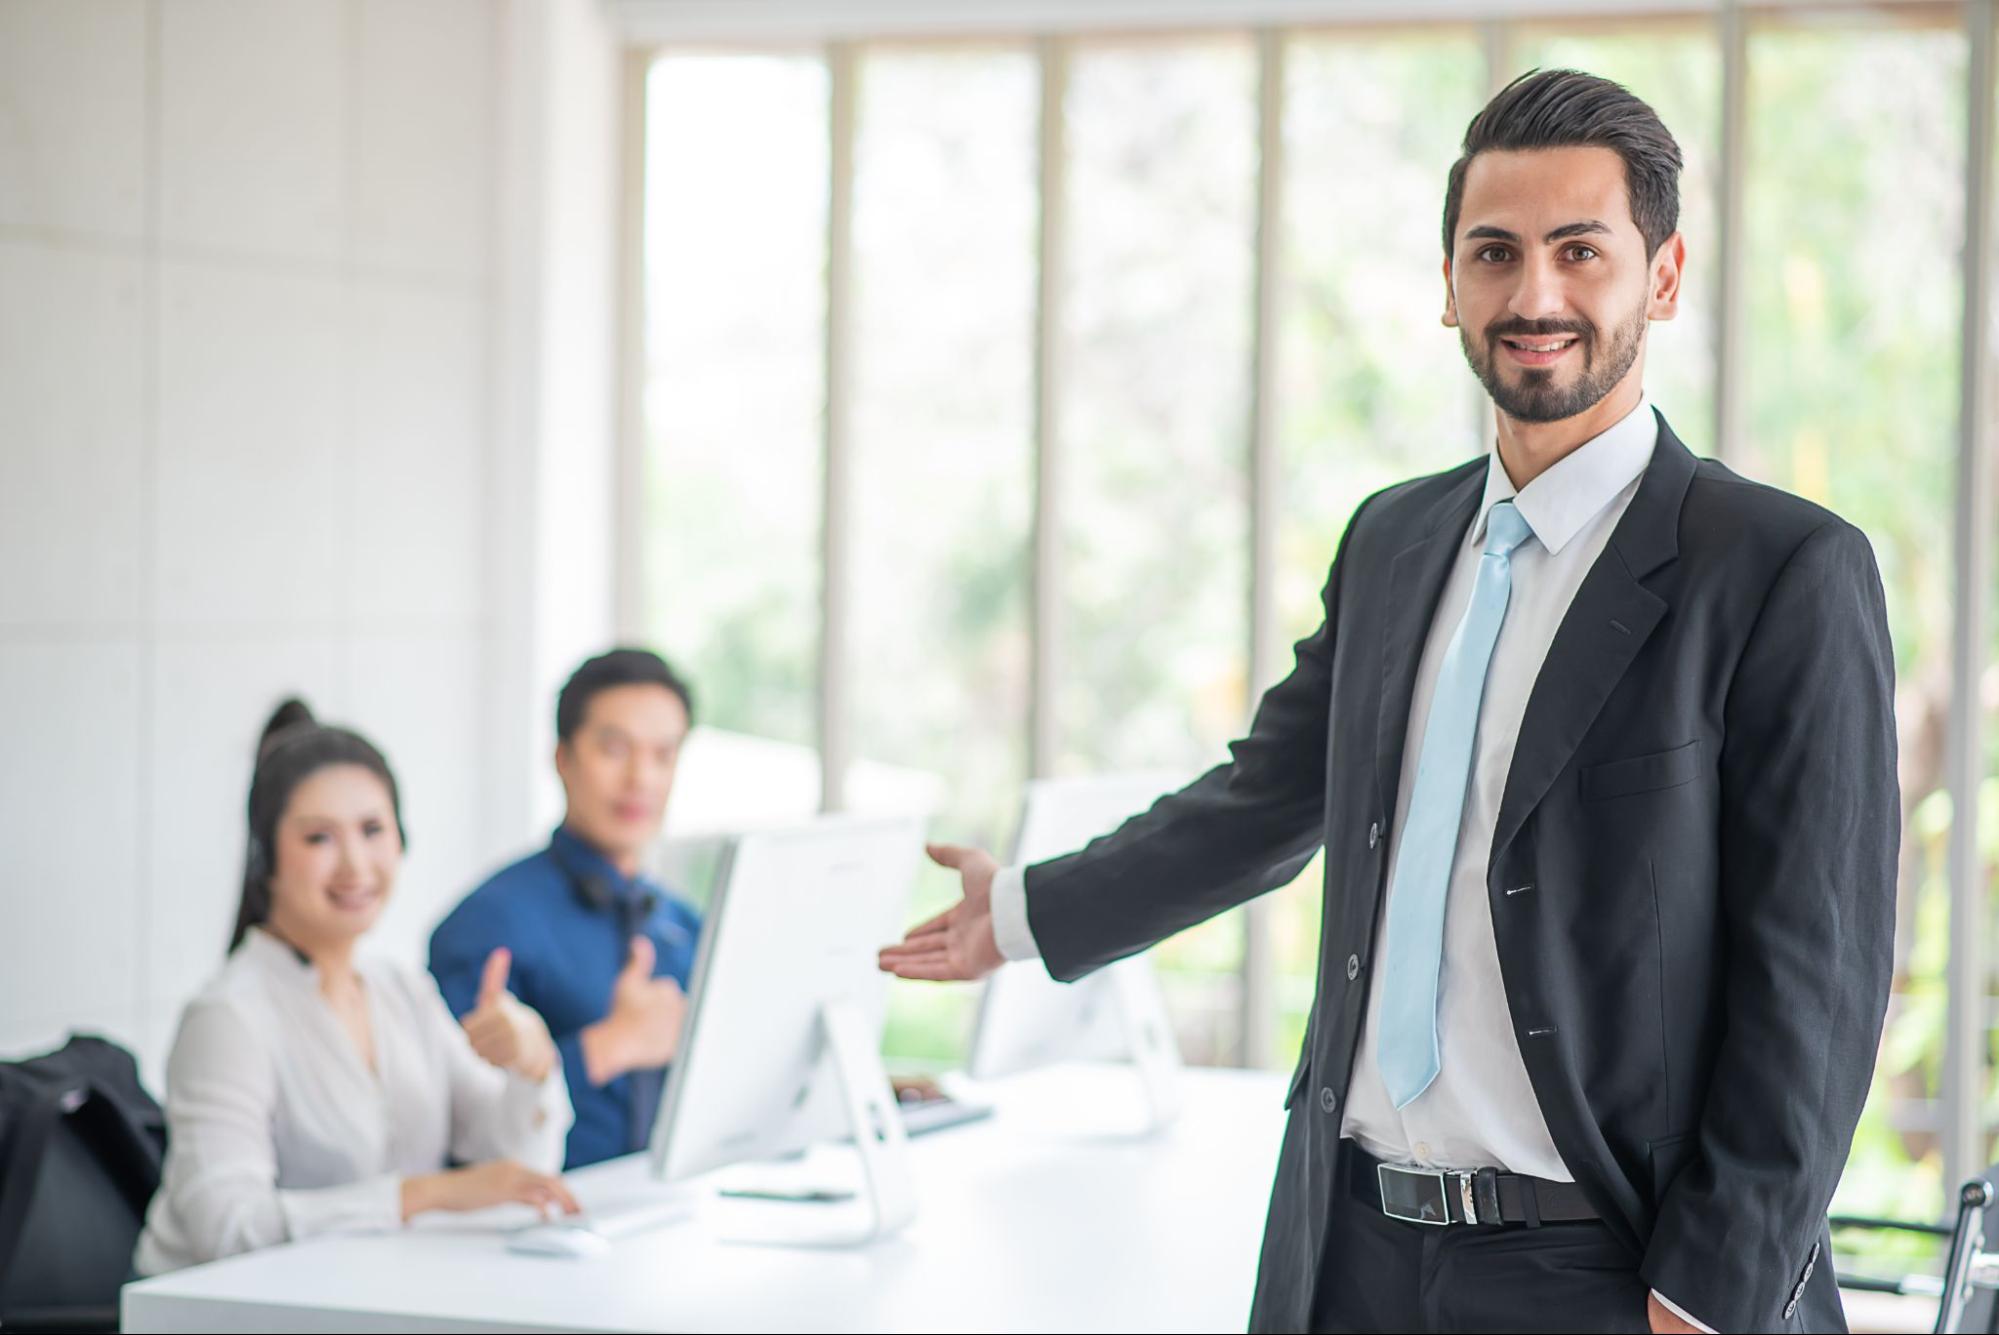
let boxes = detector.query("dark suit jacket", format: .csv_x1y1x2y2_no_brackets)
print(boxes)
1023,412,1899,1333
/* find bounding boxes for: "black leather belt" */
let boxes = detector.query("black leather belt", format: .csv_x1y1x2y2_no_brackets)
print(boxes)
1342,1140,1600,1227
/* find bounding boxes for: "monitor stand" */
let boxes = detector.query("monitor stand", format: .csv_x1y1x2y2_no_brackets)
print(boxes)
716,998,916,1249
1110,959,1183,1132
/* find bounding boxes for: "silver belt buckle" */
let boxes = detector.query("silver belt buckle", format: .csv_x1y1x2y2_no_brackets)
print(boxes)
1376,1163,1477,1226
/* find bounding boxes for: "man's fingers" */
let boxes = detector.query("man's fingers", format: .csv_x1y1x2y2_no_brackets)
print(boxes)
476,947,511,1009
925,841,970,870
624,935,657,980
902,905,956,940
883,958,975,981
877,939,953,966
877,943,956,973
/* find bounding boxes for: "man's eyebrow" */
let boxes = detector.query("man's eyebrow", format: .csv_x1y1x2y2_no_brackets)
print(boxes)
1545,219,1612,242
1462,220,1614,244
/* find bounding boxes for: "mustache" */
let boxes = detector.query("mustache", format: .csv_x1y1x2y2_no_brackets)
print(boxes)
1484,317,1595,345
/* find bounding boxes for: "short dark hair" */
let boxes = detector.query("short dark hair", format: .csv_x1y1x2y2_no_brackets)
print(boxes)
556,647,696,743
1442,68,1682,261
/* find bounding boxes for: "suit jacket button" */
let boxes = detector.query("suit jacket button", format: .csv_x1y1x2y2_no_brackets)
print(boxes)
1319,1086,1338,1114
1346,954,1360,981
1368,821,1381,849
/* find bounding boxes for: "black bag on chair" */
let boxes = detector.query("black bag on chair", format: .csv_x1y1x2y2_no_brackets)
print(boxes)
0,1035,167,1334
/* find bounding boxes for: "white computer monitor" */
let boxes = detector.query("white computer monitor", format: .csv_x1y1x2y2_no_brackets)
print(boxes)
967,772,1191,1128
646,812,927,1245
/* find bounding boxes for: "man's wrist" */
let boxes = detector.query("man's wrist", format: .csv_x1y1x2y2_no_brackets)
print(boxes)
989,863,1041,962
580,1019,629,1085
1649,1289,1714,1333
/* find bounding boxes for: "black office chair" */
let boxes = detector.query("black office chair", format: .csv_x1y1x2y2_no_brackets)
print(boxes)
0,1035,165,1335
1833,1167,1999,1334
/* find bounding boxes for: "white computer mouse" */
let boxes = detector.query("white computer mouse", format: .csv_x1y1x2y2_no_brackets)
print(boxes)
506,1221,612,1259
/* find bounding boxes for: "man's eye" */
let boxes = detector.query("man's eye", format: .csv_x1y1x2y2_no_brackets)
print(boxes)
305,832,329,845
1478,246,1510,263
1567,245,1598,261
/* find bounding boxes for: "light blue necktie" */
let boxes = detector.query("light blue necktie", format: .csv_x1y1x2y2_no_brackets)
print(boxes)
1376,500,1535,1110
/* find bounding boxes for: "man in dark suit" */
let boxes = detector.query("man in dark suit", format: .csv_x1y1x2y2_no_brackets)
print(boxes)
881,69,1897,1334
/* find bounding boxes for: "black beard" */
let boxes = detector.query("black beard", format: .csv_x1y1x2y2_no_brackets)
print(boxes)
1462,303,1647,424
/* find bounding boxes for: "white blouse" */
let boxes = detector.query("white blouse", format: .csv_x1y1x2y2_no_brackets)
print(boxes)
134,927,572,1275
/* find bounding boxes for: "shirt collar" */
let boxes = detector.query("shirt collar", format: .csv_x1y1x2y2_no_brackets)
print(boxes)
240,924,317,980
548,823,654,906
1474,396,1658,557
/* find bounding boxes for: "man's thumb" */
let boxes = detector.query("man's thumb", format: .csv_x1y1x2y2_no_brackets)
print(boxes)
622,935,656,982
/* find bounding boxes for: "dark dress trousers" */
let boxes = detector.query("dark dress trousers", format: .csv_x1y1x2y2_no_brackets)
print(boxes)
1022,413,1899,1333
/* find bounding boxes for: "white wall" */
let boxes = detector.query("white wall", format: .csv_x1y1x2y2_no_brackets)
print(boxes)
492,0,625,836
0,0,623,1086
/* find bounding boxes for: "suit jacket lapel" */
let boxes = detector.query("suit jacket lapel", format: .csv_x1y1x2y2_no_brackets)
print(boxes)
1487,412,1700,871
1375,463,1485,825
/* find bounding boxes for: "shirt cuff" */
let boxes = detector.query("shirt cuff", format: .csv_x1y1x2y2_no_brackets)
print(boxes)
989,863,1041,962
1651,1288,1715,1333
276,1171,404,1238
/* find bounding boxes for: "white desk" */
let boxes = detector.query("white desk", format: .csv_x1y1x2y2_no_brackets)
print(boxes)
122,1065,1288,1334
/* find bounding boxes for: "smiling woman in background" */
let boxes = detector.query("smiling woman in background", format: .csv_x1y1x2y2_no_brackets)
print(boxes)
134,699,579,1275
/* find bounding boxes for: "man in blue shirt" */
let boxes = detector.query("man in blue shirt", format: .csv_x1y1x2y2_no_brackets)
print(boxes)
431,648,702,1169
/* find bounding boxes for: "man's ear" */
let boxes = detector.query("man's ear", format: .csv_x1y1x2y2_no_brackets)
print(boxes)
1440,255,1460,328
1647,232,1686,322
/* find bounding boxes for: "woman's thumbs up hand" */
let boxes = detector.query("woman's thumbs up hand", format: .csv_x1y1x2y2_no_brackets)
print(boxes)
461,946,558,1082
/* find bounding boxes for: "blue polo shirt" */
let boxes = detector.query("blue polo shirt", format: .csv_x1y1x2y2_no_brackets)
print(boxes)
429,826,701,1169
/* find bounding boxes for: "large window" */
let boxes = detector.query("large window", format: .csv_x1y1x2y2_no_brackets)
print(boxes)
1742,12,1969,1226
643,55,826,757
1056,37,1259,1063
637,9,1999,1242
847,44,1039,1061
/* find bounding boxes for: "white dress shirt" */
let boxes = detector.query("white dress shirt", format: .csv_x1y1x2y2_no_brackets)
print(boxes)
134,927,573,1275
991,397,1714,1331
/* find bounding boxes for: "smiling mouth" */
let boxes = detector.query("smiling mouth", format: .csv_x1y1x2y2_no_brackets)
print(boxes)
1497,334,1581,367
326,886,381,912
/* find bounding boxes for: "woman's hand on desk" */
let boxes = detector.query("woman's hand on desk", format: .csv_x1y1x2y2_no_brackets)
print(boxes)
401,1160,581,1221
461,948,559,1082
876,843,1004,982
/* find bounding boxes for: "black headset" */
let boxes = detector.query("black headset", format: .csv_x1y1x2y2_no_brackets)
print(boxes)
551,840,660,922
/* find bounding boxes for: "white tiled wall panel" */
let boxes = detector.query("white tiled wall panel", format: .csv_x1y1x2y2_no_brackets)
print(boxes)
0,0,148,238
0,0,512,1092
0,239,147,626
347,282,486,624
0,642,145,1054
354,0,494,283
154,260,345,627
158,0,347,263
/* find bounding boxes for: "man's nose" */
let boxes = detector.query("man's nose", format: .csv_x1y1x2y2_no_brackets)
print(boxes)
1506,257,1568,322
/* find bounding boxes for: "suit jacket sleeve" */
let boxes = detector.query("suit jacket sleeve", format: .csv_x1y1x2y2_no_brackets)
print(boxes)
1640,519,1899,1331
1022,498,1369,983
